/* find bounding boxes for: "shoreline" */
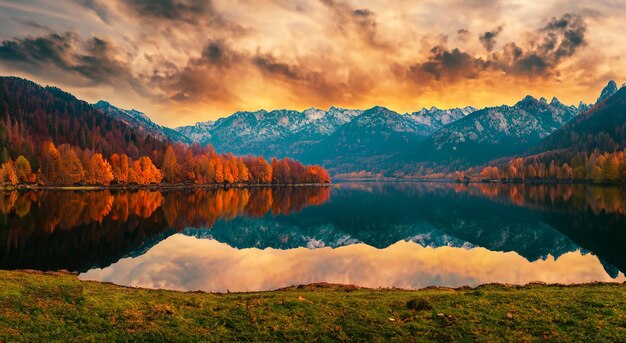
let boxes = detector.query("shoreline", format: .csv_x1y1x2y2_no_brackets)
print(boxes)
55,269,626,295
333,177,626,186
1,270,625,341
0,183,332,191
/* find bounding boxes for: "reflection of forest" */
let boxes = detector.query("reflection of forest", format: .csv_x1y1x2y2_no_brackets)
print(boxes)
0,187,330,230
336,182,626,215
1,183,624,274
333,182,626,275
459,183,626,215
0,187,330,271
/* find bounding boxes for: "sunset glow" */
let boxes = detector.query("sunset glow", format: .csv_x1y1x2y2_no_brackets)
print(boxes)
1,1,624,126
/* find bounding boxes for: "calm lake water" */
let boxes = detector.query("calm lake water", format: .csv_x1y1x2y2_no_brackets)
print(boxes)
1,183,625,292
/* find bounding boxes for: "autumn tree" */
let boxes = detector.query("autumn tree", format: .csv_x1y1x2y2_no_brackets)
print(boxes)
479,166,500,180
39,142,62,184
59,147,84,184
110,153,127,183
305,165,331,183
194,154,210,184
161,146,179,183
243,156,272,183
86,153,113,185
15,155,32,183
129,156,162,185
272,158,292,183
0,161,18,185
182,149,196,182
119,153,129,183
209,155,224,183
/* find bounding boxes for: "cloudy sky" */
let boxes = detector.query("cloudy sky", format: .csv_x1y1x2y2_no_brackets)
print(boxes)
0,0,624,127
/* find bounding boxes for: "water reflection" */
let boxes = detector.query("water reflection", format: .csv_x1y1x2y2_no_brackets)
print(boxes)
82,236,623,292
0,187,330,271
1,183,625,291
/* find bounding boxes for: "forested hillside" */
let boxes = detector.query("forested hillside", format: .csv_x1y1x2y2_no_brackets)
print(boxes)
467,87,626,183
532,87,626,154
0,77,166,165
0,77,330,186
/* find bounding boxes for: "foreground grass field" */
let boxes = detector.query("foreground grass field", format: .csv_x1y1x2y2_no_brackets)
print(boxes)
1,270,625,342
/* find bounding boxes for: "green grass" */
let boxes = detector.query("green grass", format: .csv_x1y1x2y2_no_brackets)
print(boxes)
1,270,625,342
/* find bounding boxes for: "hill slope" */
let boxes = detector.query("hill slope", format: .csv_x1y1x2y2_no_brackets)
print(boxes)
0,77,167,164
94,101,190,144
532,86,626,155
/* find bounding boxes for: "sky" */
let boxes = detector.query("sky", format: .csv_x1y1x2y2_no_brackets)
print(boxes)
0,0,624,127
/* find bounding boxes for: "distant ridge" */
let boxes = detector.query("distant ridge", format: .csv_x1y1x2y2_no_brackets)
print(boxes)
531,82,626,155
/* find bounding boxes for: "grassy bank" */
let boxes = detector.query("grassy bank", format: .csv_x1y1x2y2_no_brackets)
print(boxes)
1,270,625,342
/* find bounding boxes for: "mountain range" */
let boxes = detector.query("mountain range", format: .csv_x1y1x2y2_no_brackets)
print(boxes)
531,84,626,155
1,76,623,176
169,84,616,173
416,96,588,166
94,101,191,144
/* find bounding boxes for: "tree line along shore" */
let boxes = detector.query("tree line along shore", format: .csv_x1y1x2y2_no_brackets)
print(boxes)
0,142,331,187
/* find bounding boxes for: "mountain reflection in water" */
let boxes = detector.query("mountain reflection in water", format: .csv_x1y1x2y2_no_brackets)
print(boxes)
1,183,625,291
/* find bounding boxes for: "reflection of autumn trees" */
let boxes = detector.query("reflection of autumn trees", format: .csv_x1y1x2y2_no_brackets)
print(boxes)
160,187,331,229
0,187,331,243
451,183,626,215
0,187,330,271
341,182,626,216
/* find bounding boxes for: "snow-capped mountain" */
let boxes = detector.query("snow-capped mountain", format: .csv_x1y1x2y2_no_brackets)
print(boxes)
174,120,214,144
167,82,612,173
94,101,190,144
175,105,476,166
304,106,435,164
409,106,476,134
420,95,583,164
176,107,362,150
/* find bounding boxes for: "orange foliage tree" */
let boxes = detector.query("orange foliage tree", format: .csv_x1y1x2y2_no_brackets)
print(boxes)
59,146,85,184
3,140,330,186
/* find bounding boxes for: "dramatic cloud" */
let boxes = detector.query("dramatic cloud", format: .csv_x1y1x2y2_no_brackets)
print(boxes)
409,47,490,82
123,0,213,21
457,29,470,42
0,31,143,92
319,0,389,50
0,1,622,126
404,13,588,84
479,26,503,52
156,40,245,103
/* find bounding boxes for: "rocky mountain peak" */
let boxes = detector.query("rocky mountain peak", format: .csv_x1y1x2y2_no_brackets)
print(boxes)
516,95,543,108
550,97,562,106
597,80,618,103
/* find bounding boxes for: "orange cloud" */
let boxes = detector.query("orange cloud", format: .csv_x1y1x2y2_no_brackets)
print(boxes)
1,0,624,126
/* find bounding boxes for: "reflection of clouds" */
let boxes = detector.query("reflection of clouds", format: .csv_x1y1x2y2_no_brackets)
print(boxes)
80,234,624,292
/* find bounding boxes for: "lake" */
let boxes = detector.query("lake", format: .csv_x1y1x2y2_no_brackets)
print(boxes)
1,182,625,292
